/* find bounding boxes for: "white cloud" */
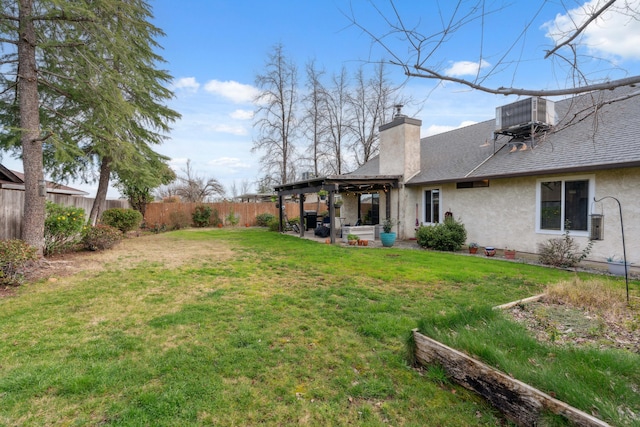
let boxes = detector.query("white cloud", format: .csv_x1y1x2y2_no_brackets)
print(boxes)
173,77,200,92
230,109,254,120
203,80,259,104
210,123,249,136
543,0,640,60
207,157,252,169
445,60,490,77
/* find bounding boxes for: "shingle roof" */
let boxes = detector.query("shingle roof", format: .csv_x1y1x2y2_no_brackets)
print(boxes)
0,165,89,196
348,156,380,176
0,164,22,185
405,84,640,185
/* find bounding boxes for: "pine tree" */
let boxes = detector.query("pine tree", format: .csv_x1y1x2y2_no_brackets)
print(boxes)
0,0,179,251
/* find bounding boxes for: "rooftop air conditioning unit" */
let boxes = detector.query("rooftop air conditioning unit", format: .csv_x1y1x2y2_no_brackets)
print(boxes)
495,97,555,133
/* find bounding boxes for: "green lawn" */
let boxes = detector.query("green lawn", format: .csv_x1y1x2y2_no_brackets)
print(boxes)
0,229,637,426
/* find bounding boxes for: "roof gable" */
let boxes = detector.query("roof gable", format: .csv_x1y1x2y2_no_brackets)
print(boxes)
0,164,23,184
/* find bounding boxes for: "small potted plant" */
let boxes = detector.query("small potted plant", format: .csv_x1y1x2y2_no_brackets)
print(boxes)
380,218,399,247
468,242,479,254
347,234,359,245
484,246,496,257
606,256,631,276
504,247,516,259
318,189,328,200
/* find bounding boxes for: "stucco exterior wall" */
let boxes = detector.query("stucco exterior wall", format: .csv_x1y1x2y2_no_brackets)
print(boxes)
593,167,640,263
409,167,640,264
440,177,538,252
399,185,419,239
379,119,421,178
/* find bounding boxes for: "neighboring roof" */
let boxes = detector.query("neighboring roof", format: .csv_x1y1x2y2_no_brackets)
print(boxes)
0,165,89,196
236,192,276,202
0,164,22,185
403,84,640,185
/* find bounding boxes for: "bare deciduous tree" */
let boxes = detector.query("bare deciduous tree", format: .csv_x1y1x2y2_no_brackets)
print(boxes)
349,0,640,97
229,179,253,198
253,43,299,185
157,160,225,203
240,179,252,195
300,59,327,179
321,66,351,175
348,62,404,166
255,175,277,194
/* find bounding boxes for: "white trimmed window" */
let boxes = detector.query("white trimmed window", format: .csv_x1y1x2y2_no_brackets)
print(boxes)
536,176,594,234
423,189,441,224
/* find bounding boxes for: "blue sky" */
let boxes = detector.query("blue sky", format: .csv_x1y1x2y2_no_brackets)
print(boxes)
3,0,640,198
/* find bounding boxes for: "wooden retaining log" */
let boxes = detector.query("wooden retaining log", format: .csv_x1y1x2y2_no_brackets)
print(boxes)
412,330,611,427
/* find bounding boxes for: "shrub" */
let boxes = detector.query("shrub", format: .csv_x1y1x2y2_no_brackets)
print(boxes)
538,228,593,268
146,222,167,233
256,213,275,227
192,205,212,227
0,239,38,285
382,218,399,233
267,217,280,232
101,208,143,233
44,201,86,255
168,211,191,230
416,217,467,251
226,208,239,226
82,224,123,251
211,209,222,227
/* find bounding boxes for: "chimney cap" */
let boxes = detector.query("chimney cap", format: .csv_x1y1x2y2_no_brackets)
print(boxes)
394,104,405,118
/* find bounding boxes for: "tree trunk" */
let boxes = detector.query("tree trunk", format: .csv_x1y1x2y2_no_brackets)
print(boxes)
89,156,112,225
18,0,45,256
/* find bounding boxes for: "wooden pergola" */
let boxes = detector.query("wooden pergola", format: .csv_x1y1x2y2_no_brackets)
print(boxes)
273,174,401,243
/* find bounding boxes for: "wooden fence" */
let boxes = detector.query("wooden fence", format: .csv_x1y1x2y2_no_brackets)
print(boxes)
143,201,322,228
1,189,326,240
0,188,128,240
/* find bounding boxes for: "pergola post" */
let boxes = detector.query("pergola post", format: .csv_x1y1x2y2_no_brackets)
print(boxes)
278,195,284,232
298,194,305,237
329,191,336,243
385,186,391,220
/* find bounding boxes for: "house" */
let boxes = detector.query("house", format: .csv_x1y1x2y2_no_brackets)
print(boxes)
275,82,640,263
235,192,277,203
0,164,89,196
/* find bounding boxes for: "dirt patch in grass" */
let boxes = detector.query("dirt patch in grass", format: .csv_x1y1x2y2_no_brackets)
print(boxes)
23,231,234,284
0,285,17,298
507,279,640,353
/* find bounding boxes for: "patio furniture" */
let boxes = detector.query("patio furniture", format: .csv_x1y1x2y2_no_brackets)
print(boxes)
342,225,375,243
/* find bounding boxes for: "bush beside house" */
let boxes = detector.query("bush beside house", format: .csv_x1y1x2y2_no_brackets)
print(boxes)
416,218,467,251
